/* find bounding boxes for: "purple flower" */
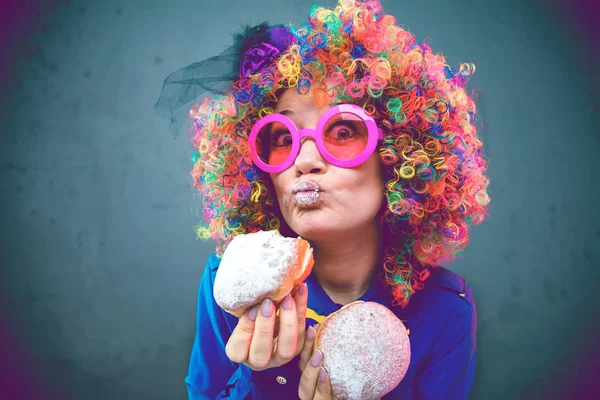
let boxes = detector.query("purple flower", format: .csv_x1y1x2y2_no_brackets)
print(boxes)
238,26,294,78
239,43,280,78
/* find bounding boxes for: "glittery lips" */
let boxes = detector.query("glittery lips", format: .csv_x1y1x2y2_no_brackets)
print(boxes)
291,180,321,206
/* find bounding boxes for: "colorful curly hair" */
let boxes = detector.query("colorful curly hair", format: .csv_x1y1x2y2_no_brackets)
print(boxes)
187,0,490,308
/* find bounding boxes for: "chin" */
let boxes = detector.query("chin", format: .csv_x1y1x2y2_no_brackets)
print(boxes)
289,220,349,241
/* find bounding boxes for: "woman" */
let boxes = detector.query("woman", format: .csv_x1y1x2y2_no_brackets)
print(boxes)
156,0,490,398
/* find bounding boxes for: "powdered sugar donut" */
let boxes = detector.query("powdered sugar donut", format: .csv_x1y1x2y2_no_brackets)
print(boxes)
213,230,314,317
314,301,411,400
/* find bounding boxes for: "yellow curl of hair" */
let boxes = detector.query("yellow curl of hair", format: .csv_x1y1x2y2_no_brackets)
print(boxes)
399,164,416,179
249,181,263,203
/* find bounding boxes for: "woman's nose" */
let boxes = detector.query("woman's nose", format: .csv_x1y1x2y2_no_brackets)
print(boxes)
294,137,326,175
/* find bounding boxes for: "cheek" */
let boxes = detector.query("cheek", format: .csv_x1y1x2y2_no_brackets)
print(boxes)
336,170,384,210
269,174,290,210
356,157,384,191
280,190,290,210
353,160,385,207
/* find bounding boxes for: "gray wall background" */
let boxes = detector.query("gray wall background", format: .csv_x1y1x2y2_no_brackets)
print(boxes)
1,0,599,399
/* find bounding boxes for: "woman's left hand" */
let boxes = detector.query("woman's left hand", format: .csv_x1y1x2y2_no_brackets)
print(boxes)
297,325,336,400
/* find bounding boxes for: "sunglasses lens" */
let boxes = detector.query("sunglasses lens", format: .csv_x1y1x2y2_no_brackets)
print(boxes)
322,112,369,160
255,121,293,166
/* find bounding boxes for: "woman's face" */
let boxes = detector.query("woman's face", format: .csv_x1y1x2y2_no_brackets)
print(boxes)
268,88,385,241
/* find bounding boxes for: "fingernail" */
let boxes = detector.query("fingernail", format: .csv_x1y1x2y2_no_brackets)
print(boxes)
310,350,323,368
306,325,315,341
319,367,327,383
281,294,293,310
299,283,307,296
261,298,273,317
248,305,259,321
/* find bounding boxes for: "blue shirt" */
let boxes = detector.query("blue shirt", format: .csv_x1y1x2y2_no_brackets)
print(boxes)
186,253,477,399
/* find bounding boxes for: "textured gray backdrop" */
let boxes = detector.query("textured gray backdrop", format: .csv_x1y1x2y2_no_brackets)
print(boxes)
1,0,599,399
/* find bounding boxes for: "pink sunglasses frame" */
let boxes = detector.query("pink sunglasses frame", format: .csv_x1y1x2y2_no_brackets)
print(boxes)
248,104,385,173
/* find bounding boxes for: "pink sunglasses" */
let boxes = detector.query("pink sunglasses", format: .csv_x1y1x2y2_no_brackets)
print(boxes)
249,104,384,173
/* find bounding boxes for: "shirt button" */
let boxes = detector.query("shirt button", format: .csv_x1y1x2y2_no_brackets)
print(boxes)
276,376,287,385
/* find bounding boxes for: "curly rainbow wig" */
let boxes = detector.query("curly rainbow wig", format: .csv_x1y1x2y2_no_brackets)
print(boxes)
187,0,490,307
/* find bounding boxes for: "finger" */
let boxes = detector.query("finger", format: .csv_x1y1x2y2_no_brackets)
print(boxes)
298,349,323,400
247,298,276,370
313,366,334,400
272,293,299,365
298,324,318,371
295,283,309,340
225,305,259,363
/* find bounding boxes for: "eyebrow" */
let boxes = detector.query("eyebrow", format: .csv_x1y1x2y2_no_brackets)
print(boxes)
278,109,295,116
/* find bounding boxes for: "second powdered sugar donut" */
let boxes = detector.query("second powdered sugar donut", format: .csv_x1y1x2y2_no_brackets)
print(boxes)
314,301,411,400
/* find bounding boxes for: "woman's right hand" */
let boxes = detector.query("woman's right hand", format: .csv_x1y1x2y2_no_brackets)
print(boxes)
225,283,309,371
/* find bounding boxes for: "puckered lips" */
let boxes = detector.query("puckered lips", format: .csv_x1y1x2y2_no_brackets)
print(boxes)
291,180,321,206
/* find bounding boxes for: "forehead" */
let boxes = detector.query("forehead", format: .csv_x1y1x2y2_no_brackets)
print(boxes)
275,88,319,109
